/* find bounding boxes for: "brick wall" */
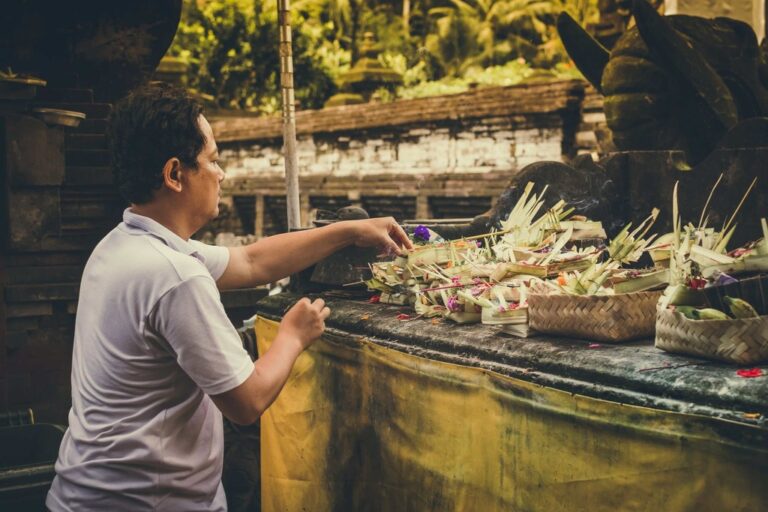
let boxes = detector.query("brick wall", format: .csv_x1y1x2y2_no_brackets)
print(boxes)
1,88,121,423
219,119,570,179
214,80,592,179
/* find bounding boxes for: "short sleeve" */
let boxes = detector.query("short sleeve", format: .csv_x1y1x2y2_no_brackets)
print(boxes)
189,240,230,281
147,275,253,395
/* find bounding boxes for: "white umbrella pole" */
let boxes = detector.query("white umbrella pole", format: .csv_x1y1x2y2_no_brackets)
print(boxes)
277,0,301,230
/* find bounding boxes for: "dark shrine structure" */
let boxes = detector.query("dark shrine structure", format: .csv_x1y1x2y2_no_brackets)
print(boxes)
0,0,184,425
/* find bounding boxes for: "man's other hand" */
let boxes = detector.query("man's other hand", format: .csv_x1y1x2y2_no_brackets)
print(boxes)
278,298,331,351
351,217,414,257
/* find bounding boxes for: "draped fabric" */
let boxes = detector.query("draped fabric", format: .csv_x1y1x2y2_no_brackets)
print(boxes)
256,316,768,512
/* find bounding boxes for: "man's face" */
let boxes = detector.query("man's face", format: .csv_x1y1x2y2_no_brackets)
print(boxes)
183,114,225,223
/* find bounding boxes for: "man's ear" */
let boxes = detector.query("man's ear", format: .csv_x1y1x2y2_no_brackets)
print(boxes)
162,157,183,193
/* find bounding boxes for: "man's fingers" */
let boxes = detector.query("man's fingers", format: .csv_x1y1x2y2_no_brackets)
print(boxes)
385,240,402,257
312,298,325,310
377,243,400,259
392,223,414,250
320,306,331,320
385,219,412,251
288,297,311,313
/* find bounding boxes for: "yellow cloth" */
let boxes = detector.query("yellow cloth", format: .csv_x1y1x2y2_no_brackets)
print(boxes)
256,316,768,512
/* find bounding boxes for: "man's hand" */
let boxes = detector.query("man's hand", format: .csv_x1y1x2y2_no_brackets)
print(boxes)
213,297,330,424
278,298,331,351
351,217,414,257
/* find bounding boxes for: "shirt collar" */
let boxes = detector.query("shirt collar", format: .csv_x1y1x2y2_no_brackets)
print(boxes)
121,208,205,263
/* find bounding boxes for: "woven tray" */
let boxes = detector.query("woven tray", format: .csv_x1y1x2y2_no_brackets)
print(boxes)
527,289,662,343
655,309,768,364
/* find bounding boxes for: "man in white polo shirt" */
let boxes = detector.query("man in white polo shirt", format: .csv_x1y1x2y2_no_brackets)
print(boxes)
46,82,412,511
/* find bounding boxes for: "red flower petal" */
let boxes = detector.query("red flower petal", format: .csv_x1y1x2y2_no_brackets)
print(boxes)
588,343,601,349
396,313,411,320
368,295,381,304
736,368,764,378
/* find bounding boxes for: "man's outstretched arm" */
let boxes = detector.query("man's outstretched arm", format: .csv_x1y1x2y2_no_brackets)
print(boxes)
215,217,413,290
210,297,330,424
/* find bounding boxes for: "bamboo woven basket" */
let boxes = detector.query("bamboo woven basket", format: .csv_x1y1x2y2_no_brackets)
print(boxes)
655,309,768,364
528,289,662,343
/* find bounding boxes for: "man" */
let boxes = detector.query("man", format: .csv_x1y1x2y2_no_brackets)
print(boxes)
46,82,412,511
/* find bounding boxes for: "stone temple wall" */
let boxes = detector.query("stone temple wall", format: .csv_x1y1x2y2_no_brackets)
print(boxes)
219,120,568,179
208,79,606,237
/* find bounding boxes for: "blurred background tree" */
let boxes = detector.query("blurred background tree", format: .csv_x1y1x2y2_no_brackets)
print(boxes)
167,0,598,112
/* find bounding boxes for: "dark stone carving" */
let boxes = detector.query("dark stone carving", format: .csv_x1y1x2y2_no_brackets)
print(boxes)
481,147,767,249
588,0,663,49
487,157,622,236
559,0,768,165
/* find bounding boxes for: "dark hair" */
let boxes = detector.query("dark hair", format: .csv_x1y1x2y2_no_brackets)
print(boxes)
108,82,205,204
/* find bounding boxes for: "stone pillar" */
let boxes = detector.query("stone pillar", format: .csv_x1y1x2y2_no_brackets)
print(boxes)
300,194,311,228
415,194,430,220
254,194,264,238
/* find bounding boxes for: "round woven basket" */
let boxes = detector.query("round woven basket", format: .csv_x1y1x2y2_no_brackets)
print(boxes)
655,309,768,364
528,290,662,343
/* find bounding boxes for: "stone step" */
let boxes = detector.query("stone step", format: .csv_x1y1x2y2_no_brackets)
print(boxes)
66,133,107,150
75,118,108,134
4,265,84,285
66,149,110,167
65,165,113,185
4,283,79,302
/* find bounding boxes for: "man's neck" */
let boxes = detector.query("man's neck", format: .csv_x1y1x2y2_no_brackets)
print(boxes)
130,203,196,240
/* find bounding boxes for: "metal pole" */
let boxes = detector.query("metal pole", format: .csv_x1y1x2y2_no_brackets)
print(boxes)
277,0,301,230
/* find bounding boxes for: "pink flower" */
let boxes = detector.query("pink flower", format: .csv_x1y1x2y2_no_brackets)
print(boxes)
470,285,486,297
736,368,764,378
728,247,751,258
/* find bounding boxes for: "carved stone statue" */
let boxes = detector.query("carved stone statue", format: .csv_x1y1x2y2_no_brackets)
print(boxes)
461,2,768,248
559,0,768,164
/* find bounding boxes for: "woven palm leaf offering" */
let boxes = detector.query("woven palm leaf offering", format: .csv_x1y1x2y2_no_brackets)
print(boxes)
440,182,604,327
365,182,606,336
367,258,418,306
490,183,603,279
366,223,479,307
412,237,501,325
528,208,666,343
655,177,768,364
476,282,536,337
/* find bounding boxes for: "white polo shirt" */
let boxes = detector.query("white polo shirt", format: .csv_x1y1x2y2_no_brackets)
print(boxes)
47,209,254,511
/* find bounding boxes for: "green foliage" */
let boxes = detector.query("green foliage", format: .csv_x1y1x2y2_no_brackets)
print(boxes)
423,0,597,76
168,0,598,110
168,0,338,112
